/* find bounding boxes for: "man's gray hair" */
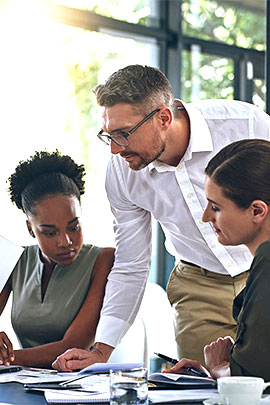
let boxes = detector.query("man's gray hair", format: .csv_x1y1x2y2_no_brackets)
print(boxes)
94,64,176,116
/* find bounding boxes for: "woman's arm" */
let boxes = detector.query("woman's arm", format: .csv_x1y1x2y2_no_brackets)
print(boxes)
162,336,233,380
0,275,14,365
12,247,115,368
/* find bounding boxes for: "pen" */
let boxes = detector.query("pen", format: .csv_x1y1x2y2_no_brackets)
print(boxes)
154,352,178,365
0,366,22,374
154,352,208,378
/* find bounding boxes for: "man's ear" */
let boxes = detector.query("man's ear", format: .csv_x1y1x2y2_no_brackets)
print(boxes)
26,220,35,238
158,107,173,130
251,200,268,223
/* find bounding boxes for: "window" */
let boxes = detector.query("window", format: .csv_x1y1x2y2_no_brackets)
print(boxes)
0,3,158,247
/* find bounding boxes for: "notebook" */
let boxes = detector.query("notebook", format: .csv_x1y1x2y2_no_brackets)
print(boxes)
45,389,110,403
148,372,216,389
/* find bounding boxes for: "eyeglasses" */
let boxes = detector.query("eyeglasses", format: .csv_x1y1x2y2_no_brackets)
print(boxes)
97,108,160,147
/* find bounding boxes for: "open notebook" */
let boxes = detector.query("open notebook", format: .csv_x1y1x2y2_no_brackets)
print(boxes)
148,372,216,389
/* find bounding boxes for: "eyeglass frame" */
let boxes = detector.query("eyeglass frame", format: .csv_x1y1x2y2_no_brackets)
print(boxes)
97,108,160,147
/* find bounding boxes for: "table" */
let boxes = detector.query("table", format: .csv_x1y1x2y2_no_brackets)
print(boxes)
0,382,209,404
0,382,47,404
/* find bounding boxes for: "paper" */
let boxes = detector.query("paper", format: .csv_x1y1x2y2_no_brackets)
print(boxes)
0,367,78,384
78,362,144,375
62,362,144,386
149,388,218,404
45,389,110,403
44,387,218,404
0,235,23,292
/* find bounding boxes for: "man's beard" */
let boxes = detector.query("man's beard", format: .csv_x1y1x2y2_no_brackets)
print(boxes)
120,137,166,171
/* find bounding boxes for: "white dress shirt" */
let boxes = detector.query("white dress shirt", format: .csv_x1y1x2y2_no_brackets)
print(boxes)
95,99,270,347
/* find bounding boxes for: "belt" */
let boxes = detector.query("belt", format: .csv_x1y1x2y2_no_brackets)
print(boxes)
181,260,201,269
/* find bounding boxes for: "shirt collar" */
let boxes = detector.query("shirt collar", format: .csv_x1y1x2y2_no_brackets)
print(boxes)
149,100,213,172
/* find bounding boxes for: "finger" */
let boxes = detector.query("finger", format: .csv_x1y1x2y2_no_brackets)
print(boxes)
52,358,72,372
65,358,94,371
223,336,235,345
167,358,200,374
0,347,9,366
2,334,14,362
52,352,74,372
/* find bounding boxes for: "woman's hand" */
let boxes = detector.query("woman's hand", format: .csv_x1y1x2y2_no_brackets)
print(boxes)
163,357,211,378
0,331,14,366
203,336,234,379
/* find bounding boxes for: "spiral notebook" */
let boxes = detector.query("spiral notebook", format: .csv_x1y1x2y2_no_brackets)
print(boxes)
45,389,110,403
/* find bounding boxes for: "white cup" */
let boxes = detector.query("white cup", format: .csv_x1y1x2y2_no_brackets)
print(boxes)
217,376,270,405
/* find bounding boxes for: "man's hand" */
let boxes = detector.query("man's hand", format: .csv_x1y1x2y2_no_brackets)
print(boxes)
0,331,14,366
52,342,114,372
203,336,234,379
162,357,211,378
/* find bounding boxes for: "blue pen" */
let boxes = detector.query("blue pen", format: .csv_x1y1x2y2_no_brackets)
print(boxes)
154,352,208,378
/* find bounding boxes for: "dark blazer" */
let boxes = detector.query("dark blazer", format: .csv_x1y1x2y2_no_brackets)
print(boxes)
230,240,270,381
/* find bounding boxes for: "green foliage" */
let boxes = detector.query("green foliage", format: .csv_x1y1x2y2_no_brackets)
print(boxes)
181,0,265,106
182,51,234,102
67,57,100,171
182,0,265,50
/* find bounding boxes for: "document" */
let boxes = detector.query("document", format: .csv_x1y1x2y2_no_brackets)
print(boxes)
148,388,218,403
0,235,23,292
62,362,144,386
78,362,144,375
0,366,77,384
148,372,216,389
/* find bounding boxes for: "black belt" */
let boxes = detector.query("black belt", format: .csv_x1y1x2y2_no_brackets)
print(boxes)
181,260,201,269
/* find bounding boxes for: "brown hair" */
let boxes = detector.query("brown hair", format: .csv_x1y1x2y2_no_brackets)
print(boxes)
205,139,270,208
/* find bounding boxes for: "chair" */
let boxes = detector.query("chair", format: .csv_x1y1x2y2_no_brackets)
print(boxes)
107,282,178,368
107,315,148,366
138,282,178,361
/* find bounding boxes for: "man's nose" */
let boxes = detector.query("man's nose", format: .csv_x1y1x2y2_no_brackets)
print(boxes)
110,141,126,155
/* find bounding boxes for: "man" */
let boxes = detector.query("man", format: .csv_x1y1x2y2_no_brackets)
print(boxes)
52,64,270,371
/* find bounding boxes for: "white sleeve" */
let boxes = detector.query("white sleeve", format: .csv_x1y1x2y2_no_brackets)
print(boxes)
95,157,152,347
253,105,270,140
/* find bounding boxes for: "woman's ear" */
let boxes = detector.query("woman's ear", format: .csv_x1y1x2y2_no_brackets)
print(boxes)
250,200,268,223
26,220,35,238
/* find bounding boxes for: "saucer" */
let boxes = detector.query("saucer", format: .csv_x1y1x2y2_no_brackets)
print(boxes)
203,394,270,405
203,395,223,405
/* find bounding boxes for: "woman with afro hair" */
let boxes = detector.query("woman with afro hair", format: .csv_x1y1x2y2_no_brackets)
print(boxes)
0,150,114,368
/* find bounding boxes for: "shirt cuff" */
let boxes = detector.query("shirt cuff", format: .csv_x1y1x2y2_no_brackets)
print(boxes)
95,315,132,348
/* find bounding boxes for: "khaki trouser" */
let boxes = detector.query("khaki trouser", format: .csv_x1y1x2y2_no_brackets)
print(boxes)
166,262,249,366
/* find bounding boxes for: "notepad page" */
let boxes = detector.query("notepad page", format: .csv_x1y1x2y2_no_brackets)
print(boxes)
45,389,110,403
